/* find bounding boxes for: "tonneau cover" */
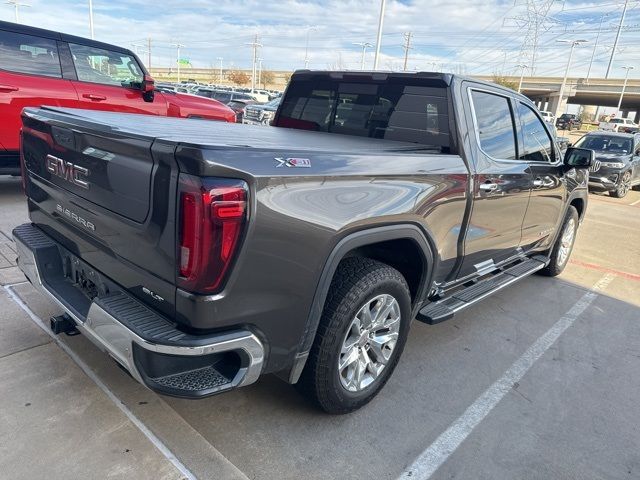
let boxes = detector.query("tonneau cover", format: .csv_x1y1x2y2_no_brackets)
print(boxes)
27,106,435,153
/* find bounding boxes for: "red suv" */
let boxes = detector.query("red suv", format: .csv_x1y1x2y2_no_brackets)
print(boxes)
0,21,235,175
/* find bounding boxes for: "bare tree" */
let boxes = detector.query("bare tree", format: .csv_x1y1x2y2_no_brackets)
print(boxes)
228,70,250,86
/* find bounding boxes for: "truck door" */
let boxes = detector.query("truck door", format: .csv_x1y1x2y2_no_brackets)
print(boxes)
65,42,167,115
457,87,532,279
0,30,79,153
515,101,567,251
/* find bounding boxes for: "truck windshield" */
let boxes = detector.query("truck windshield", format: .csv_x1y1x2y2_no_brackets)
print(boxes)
275,77,451,150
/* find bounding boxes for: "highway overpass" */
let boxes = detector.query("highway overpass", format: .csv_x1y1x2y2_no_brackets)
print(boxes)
477,75,640,122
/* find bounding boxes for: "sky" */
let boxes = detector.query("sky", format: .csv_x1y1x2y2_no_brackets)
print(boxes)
2,0,640,79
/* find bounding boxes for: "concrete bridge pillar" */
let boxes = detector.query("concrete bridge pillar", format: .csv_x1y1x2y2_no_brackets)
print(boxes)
582,105,597,123
621,110,631,119
549,94,567,118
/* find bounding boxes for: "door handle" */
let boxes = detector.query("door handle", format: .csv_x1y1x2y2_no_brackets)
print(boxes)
0,85,19,92
82,94,107,101
479,182,498,193
533,177,554,188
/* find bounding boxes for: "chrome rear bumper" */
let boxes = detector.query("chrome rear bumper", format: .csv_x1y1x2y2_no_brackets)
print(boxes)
13,223,264,398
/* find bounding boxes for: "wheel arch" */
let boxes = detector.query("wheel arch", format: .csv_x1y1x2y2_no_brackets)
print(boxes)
284,224,437,384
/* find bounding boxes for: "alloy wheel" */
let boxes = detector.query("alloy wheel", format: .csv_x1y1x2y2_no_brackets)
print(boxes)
338,294,401,392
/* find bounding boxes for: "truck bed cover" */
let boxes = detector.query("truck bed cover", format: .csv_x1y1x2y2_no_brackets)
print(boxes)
27,106,437,154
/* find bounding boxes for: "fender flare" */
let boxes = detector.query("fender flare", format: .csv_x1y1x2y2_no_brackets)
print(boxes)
286,224,436,384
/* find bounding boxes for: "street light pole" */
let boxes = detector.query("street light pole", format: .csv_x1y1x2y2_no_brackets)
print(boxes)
257,58,263,89
555,39,588,118
303,26,317,69
217,57,223,84
605,0,628,79
353,42,373,70
617,66,634,113
373,0,386,70
516,64,529,93
6,0,30,23
88,0,94,39
171,43,185,83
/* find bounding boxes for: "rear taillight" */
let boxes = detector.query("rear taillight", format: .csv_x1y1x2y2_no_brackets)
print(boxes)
178,175,248,294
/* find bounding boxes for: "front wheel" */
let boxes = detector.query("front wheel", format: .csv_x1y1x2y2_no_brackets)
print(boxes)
297,257,411,414
539,206,579,277
611,171,632,198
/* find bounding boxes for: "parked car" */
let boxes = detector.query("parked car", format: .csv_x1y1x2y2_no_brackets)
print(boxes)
195,88,258,103
15,70,593,413
226,98,257,122
599,117,639,134
556,113,582,131
575,132,640,198
539,110,555,124
243,97,281,125
0,21,235,175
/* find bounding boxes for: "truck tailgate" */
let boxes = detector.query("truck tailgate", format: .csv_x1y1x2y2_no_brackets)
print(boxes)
20,107,178,318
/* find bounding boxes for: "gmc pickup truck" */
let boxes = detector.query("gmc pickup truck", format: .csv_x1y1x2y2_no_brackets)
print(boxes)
14,71,595,414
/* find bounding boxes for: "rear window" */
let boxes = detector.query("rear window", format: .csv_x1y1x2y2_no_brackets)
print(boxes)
275,76,451,149
0,30,61,78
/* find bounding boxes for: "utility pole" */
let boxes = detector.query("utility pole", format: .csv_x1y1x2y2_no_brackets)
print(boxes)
88,0,94,39
217,57,223,84
555,39,588,118
402,32,412,72
147,38,151,69
171,43,185,83
257,58,263,89
6,0,30,23
373,0,386,70
605,0,628,79
586,13,608,83
617,66,634,113
245,34,262,92
353,42,372,70
516,64,529,93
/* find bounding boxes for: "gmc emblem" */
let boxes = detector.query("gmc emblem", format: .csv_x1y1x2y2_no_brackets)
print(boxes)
46,154,90,189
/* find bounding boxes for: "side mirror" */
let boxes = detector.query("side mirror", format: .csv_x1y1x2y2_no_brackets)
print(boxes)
141,74,155,93
141,75,155,102
564,147,595,168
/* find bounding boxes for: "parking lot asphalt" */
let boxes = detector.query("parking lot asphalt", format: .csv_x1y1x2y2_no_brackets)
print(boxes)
1,174,639,480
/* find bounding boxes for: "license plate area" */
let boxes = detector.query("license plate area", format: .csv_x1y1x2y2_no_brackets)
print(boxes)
60,250,111,301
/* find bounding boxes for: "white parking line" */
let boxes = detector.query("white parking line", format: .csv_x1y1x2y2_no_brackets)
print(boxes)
397,273,615,480
631,199,640,206
5,284,199,480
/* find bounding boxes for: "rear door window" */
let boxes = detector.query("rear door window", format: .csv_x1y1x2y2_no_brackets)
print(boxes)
68,43,143,87
276,77,451,148
470,90,517,160
0,30,61,78
516,103,555,162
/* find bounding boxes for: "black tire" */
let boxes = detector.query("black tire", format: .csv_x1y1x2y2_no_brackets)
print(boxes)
611,171,632,198
296,257,411,414
632,184,640,192
539,206,579,277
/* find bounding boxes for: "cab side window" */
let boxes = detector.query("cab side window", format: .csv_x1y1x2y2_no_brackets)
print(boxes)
68,43,143,87
470,90,517,160
0,31,61,78
517,103,555,162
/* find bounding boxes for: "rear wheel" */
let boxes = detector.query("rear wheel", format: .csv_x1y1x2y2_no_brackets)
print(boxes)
540,206,578,277
611,171,632,198
297,257,411,414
